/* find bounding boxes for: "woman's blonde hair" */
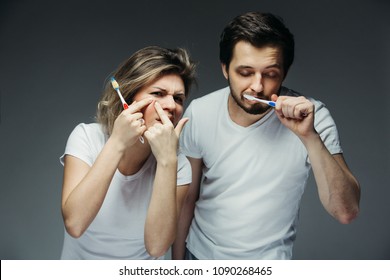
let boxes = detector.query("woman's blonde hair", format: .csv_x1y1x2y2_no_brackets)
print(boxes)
96,46,196,134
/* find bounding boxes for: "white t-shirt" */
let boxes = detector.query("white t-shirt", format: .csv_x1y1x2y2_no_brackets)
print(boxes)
59,123,191,259
180,87,342,259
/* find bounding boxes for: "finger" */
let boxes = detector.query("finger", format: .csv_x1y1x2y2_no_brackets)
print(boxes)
274,95,287,111
127,98,153,113
121,112,144,125
288,101,300,118
122,111,143,120
137,126,147,141
154,102,171,125
174,118,189,137
281,102,291,118
143,130,151,140
280,98,311,119
288,98,308,119
271,94,279,102
143,129,155,142
277,97,300,118
295,102,312,118
284,103,300,119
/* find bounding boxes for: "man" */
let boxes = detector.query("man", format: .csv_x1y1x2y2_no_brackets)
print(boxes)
173,12,360,260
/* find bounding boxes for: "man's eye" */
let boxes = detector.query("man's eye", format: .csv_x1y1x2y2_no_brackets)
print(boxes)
239,71,252,77
264,72,279,78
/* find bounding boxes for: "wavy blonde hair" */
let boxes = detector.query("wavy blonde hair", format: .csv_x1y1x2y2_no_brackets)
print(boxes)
97,46,196,134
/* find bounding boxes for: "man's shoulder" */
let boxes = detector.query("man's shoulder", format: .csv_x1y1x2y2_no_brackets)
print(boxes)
191,86,229,105
184,87,228,121
280,86,302,97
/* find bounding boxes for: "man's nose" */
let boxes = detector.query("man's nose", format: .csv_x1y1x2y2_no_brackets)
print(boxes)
250,73,263,93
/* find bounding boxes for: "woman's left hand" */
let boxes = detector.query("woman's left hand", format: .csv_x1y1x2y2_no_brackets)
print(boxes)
144,102,188,163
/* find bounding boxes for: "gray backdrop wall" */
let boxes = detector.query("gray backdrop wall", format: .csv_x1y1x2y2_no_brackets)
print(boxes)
0,0,389,259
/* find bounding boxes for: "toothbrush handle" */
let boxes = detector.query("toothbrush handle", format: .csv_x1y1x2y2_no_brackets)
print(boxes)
121,102,143,143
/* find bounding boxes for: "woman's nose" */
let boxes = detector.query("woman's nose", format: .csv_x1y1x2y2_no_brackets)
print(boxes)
160,95,176,110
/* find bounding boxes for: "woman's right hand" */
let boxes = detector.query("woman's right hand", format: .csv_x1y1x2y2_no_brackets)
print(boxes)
62,98,151,237
110,98,153,150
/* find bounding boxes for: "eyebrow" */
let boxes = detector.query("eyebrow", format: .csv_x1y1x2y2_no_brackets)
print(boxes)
236,64,282,70
151,86,185,95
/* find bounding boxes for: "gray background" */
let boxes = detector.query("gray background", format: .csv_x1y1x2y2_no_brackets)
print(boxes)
0,0,389,259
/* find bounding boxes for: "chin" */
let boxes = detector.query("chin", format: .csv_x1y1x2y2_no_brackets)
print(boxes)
243,104,269,115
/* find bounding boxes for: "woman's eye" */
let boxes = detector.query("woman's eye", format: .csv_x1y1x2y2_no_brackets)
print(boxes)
150,91,163,97
174,96,185,104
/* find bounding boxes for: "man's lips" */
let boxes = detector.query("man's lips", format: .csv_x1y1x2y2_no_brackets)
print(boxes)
243,94,271,104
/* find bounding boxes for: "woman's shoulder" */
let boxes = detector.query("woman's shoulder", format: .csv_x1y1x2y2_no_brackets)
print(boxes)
71,123,106,138
68,123,108,151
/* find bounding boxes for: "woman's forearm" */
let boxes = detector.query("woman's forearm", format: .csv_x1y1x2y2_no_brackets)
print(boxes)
61,138,124,237
144,159,178,257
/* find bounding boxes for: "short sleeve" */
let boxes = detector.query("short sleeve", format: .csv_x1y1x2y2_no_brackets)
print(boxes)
176,151,192,186
59,123,105,167
312,100,343,155
179,101,202,159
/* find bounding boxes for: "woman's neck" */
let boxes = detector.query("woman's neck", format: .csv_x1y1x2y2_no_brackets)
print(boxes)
117,141,152,176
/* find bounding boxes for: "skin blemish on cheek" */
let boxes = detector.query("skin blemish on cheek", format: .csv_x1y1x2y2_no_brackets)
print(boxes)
142,100,155,114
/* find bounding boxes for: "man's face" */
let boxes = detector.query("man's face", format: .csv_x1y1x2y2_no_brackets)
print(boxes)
222,41,285,115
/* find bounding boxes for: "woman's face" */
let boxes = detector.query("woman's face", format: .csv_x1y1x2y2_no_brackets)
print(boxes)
132,73,186,128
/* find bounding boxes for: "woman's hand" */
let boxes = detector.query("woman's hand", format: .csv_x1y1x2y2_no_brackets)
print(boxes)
110,98,153,150
144,102,188,163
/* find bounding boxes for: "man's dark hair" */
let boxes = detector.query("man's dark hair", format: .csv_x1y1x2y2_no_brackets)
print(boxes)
219,12,295,76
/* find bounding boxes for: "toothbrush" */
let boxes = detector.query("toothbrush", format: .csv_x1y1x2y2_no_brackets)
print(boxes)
110,77,144,144
243,94,276,107
110,77,129,109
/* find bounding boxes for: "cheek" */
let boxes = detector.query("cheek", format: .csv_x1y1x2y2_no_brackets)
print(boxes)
176,104,183,114
175,106,184,119
142,104,156,125
162,105,183,126
132,93,146,103
230,76,249,90
263,81,280,94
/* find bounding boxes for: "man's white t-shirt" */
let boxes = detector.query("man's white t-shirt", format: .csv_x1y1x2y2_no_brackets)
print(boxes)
180,87,342,259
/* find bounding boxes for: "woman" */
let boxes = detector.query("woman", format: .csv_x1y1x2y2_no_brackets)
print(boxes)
59,46,196,259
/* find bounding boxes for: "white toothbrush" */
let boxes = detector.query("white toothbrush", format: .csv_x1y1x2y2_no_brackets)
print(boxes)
243,94,276,107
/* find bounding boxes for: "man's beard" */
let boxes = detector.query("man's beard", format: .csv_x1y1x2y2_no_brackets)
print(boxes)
230,88,271,115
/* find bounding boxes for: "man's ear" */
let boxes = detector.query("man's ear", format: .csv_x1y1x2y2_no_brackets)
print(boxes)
221,63,228,80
